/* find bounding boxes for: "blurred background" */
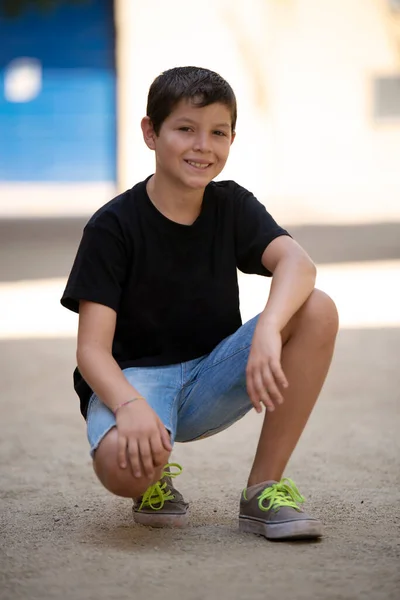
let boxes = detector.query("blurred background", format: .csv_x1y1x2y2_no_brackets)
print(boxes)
0,0,399,339
1,0,400,220
1,3,400,598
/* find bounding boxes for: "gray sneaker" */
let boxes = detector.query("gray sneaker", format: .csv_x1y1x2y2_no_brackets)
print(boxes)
239,478,323,541
132,463,189,528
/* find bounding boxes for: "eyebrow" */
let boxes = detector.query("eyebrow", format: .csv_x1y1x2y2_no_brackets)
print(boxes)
174,117,231,129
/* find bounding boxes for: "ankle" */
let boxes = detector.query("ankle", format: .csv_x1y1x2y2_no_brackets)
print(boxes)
247,472,282,489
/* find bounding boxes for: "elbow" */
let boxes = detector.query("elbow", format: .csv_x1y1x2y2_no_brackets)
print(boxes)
76,342,96,373
289,252,316,283
308,258,317,286
76,340,111,372
291,254,317,289
76,344,86,372
304,257,317,291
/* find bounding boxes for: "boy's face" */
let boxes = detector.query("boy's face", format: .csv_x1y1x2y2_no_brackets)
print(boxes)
142,99,235,191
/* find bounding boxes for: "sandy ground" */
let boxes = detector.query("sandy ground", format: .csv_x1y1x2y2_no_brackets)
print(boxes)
1,219,400,600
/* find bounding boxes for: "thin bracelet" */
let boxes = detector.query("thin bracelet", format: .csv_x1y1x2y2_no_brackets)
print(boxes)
113,397,145,415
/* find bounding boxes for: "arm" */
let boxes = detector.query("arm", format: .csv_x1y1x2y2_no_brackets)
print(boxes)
77,300,171,477
259,236,316,331
246,236,316,412
77,300,141,411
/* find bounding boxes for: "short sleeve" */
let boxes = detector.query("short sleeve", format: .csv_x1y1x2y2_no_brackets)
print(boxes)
60,221,129,314
234,185,290,276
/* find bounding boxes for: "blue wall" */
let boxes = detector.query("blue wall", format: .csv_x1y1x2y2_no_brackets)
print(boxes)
0,0,116,181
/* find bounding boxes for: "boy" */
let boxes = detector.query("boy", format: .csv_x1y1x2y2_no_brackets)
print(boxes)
61,66,338,541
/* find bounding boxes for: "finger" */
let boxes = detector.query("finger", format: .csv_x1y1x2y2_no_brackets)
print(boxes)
159,423,172,452
117,434,128,469
270,359,289,390
150,434,165,467
261,366,284,405
127,439,141,478
253,368,276,412
138,439,155,479
246,370,262,413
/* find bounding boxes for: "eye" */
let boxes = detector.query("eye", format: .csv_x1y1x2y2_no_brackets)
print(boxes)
178,126,193,132
213,130,227,137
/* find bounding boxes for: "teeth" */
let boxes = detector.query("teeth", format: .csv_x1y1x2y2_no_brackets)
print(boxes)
187,161,209,169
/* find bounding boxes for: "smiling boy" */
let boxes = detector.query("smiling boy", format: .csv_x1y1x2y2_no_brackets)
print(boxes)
61,66,338,541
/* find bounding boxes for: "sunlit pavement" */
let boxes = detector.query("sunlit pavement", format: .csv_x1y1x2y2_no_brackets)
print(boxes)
1,259,399,340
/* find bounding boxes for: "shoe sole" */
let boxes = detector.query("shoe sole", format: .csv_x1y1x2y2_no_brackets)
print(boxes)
133,510,189,528
239,516,323,540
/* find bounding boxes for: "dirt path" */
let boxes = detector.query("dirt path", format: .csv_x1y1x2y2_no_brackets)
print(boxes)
1,325,399,600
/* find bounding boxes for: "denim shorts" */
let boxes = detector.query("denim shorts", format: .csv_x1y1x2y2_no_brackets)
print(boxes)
86,314,259,457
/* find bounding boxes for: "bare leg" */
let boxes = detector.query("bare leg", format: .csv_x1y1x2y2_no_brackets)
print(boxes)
247,289,339,487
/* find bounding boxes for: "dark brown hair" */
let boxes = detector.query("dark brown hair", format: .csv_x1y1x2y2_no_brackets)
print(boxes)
146,66,237,135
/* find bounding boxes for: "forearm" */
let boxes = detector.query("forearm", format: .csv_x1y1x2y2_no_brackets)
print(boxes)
77,344,143,413
260,256,316,331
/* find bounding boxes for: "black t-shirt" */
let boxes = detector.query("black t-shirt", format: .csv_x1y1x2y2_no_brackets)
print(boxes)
61,177,289,418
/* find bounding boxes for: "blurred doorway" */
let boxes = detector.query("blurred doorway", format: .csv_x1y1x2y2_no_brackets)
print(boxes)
0,0,116,184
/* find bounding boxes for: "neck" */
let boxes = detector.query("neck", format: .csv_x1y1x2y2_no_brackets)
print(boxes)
147,173,205,225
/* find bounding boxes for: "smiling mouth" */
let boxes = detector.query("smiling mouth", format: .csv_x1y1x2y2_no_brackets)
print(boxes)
185,160,212,169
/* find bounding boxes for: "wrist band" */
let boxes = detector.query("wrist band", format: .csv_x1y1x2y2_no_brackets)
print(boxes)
113,397,145,415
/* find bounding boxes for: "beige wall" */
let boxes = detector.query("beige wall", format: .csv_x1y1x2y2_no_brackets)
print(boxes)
116,0,400,225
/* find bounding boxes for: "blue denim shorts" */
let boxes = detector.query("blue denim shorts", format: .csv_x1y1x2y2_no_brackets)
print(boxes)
86,315,259,457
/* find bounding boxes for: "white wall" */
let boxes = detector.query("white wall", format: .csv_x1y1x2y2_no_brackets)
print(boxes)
116,0,400,224
266,0,400,224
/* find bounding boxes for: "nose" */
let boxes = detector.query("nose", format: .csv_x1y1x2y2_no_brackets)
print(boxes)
192,132,211,153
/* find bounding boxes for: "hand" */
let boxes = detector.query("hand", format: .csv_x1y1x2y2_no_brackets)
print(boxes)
115,399,172,479
246,322,288,413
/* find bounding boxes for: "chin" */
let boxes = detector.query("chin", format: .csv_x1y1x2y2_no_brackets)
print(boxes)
187,169,219,187
188,179,213,190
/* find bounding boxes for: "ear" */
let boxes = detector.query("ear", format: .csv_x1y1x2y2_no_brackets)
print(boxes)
141,116,157,150
230,131,236,146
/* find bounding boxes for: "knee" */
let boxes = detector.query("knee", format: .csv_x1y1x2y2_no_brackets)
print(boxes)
93,428,170,498
298,288,339,341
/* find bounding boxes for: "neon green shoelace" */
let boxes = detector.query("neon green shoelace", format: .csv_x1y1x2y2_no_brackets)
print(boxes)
138,462,183,511
257,478,306,512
